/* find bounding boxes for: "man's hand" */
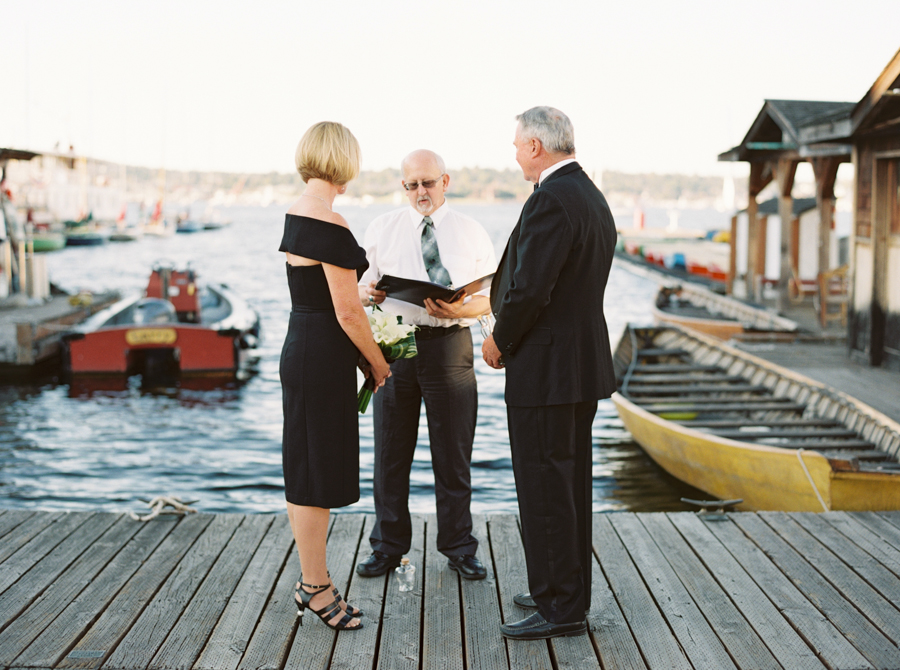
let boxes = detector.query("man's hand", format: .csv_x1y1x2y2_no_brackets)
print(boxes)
424,293,466,319
482,334,504,369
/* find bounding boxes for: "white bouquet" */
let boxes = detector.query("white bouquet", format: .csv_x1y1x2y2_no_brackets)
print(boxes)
358,306,418,413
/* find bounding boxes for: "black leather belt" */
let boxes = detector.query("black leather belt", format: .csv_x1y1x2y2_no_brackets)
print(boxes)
414,324,465,340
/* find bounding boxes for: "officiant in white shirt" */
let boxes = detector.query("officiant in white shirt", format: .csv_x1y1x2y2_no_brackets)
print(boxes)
355,149,495,581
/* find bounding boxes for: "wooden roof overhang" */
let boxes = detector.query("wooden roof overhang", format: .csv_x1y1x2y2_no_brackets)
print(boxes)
849,46,900,138
719,100,855,164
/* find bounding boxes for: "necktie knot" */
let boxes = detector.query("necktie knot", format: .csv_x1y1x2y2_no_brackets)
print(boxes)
423,216,434,227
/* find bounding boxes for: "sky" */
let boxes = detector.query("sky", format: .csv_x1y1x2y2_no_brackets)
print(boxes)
3,0,899,179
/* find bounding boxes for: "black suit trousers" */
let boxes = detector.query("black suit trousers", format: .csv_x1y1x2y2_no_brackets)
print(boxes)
507,400,597,624
370,327,478,559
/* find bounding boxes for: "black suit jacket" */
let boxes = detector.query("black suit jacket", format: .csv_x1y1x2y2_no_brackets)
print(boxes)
490,161,617,407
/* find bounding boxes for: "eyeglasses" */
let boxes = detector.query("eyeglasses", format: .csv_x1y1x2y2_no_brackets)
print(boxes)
403,175,445,191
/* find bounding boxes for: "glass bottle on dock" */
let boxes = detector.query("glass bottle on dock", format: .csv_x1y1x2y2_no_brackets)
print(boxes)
395,557,415,592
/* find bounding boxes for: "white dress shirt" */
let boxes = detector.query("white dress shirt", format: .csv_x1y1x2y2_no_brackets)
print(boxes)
539,157,577,185
359,201,496,328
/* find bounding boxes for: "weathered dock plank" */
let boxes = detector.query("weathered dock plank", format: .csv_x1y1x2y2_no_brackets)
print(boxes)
326,514,378,670
0,510,35,542
761,512,900,645
58,513,213,670
148,514,274,670
610,513,739,670
706,515,873,670
233,525,304,670
0,514,145,665
586,531,646,670
593,514,693,670
0,512,87,590
731,513,900,669
376,514,425,670
637,513,782,670
789,512,900,604
668,513,826,670
490,514,553,670
4,510,900,670
101,514,244,670
12,516,180,669
817,512,900,578
421,513,462,670
195,514,293,670
0,512,119,631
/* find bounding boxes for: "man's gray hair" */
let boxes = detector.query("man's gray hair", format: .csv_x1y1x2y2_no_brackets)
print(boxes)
516,106,575,155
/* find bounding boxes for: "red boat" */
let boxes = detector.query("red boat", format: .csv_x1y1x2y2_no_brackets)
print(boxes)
63,264,261,377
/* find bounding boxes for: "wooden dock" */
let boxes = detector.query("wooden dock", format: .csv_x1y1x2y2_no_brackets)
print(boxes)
2,509,900,670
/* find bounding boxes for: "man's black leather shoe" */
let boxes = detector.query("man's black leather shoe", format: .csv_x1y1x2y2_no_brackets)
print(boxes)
500,612,587,640
356,551,402,577
514,592,537,609
447,554,487,580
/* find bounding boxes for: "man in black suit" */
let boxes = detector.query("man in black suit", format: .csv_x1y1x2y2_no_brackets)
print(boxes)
482,106,617,640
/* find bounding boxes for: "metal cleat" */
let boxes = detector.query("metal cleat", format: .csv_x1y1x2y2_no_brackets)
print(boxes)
680,497,743,521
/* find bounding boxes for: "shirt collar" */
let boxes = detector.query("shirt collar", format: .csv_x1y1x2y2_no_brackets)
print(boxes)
538,157,577,186
409,199,450,229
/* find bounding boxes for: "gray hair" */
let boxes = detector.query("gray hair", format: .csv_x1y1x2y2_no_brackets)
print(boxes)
516,106,575,155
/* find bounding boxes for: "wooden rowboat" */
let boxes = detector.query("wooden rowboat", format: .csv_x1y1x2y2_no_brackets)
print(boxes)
653,283,798,341
611,324,900,511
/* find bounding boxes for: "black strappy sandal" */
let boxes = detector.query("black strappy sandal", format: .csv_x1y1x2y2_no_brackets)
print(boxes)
296,573,363,618
295,579,363,631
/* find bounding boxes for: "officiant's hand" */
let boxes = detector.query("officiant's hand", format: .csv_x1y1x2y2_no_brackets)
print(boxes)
360,280,386,307
424,293,467,319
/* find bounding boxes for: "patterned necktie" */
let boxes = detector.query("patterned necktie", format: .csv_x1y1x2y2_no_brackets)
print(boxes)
421,216,452,286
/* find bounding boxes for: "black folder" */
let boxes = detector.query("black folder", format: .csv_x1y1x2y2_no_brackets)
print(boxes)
375,273,494,308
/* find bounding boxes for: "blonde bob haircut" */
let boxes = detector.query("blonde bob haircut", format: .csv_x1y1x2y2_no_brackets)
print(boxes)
295,121,361,185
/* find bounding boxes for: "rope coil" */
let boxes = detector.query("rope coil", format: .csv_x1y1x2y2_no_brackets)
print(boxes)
129,496,198,521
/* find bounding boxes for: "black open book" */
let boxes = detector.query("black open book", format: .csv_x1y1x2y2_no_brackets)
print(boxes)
375,273,495,308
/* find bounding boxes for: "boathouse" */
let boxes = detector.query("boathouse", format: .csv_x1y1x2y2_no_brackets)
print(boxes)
720,46,900,370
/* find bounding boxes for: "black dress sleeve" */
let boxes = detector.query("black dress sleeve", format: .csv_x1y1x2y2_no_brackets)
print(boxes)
278,214,369,271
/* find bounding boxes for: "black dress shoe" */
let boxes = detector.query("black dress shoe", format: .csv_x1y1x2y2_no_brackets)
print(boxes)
447,554,487,580
514,592,537,609
356,551,402,577
500,612,587,640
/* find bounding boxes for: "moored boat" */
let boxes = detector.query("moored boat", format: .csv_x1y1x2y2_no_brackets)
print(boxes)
176,218,204,233
65,226,110,246
63,264,261,378
653,282,798,341
31,231,67,252
611,324,900,511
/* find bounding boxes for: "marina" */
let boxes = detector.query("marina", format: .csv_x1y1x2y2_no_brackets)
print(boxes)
1,508,900,670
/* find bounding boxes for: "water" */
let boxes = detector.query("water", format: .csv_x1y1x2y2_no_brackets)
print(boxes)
0,203,709,516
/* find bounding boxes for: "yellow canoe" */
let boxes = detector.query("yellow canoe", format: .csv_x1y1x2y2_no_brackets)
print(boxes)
612,325,900,511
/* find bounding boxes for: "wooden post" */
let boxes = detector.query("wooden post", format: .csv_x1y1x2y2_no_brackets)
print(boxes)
747,162,772,302
727,214,737,295
775,159,799,312
790,216,800,274
812,157,841,277
16,323,35,365
758,215,769,297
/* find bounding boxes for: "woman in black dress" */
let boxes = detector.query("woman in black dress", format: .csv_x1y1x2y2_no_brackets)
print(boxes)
279,121,391,632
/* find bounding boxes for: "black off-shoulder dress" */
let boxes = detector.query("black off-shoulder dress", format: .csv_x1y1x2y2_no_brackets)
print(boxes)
278,214,369,508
